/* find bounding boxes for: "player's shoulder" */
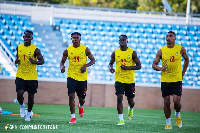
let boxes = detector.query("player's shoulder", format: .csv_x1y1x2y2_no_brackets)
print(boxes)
175,44,182,48
80,44,87,49
67,44,73,50
160,45,168,51
127,47,134,52
115,48,121,52
18,43,24,47
31,44,37,48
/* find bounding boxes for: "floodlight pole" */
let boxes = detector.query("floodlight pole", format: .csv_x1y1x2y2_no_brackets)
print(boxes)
186,0,191,25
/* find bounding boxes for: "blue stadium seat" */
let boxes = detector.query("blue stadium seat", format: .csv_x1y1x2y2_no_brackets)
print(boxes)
155,24,163,29
163,24,172,30
179,25,188,31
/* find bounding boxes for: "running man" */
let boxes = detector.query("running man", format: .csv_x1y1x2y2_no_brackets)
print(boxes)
108,34,141,125
60,32,95,123
15,30,44,121
152,31,189,129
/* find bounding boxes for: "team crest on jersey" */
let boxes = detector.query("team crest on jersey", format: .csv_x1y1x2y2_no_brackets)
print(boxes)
28,52,31,55
81,52,83,55
176,52,178,55
127,55,130,59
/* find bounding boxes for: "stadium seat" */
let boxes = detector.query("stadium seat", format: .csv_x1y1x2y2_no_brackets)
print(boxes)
2,15,200,86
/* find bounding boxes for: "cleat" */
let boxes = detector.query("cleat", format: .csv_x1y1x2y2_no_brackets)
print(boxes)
25,113,31,121
69,118,76,123
128,107,133,120
164,125,172,129
78,103,84,117
20,107,25,118
174,115,182,128
117,120,125,125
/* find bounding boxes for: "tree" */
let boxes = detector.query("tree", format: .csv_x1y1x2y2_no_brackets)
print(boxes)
111,0,138,10
137,0,200,14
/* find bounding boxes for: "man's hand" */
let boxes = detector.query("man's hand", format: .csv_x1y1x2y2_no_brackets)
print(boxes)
29,57,35,64
121,65,129,70
60,66,65,73
160,64,167,71
109,67,115,73
81,65,87,73
15,59,20,64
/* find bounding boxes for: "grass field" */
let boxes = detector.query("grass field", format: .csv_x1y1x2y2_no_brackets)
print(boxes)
0,103,199,133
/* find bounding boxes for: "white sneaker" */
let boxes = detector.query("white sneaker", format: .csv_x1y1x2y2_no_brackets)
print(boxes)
20,107,25,118
25,113,31,121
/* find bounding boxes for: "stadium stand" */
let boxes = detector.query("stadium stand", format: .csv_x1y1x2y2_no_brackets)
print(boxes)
0,13,199,86
51,17,200,86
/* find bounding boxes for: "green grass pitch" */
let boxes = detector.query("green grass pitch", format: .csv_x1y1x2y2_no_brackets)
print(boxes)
0,103,199,133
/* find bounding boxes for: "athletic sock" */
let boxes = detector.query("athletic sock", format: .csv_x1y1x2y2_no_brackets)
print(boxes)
166,118,171,125
175,111,180,117
20,103,25,108
71,114,75,118
118,114,124,120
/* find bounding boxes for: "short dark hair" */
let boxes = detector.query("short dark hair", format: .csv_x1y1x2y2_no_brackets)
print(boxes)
168,31,176,36
119,34,127,39
24,30,33,35
71,32,81,37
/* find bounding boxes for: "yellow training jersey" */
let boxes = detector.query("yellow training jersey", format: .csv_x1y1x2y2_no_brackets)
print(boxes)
16,44,37,80
67,44,87,81
115,47,135,83
161,44,182,82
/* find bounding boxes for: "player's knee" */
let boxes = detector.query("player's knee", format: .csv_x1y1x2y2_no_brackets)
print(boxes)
69,93,75,100
164,100,170,106
17,90,24,96
28,93,34,99
174,101,181,106
17,91,24,101
79,97,85,103
28,93,34,104
117,95,123,103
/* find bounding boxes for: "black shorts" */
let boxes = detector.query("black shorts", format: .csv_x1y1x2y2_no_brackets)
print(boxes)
161,81,182,97
67,77,87,99
15,78,38,94
115,82,135,98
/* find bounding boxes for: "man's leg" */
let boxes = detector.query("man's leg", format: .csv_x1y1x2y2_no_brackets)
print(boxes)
78,96,85,117
27,93,34,112
173,95,181,113
117,94,123,114
17,90,25,118
69,93,76,123
164,96,171,118
17,90,24,105
77,80,87,117
163,96,172,129
25,93,34,121
69,93,75,114
117,94,125,125
173,95,182,128
127,97,135,120
78,97,85,106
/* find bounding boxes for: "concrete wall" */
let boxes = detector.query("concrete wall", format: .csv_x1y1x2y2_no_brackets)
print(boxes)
0,79,200,112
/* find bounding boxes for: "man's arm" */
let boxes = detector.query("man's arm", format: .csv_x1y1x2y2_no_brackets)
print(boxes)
108,52,115,73
181,46,189,78
80,47,95,73
121,51,141,70
29,48,44,65
60,49,68,73
15,46,20,64
152,49,166,71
